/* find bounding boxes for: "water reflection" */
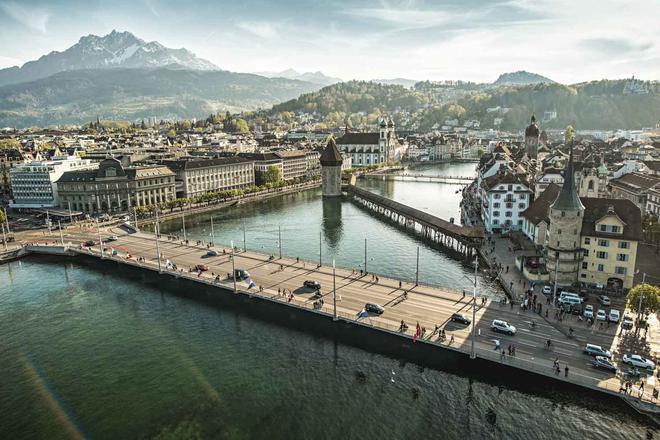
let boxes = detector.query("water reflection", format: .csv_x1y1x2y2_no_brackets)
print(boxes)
321,197,343,250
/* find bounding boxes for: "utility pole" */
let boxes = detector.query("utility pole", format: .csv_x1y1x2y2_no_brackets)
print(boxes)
231,240,237,294
319,231,322,267
470,255,478,359
415,246,420,286
96,219,103,259
155,209,162,273
278,225,282,259
333,259,337,321
210,216,215,246
364,238,368,274
58,220,64,246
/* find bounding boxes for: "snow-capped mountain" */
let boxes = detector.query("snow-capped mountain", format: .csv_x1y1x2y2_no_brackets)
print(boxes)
0,30,219,87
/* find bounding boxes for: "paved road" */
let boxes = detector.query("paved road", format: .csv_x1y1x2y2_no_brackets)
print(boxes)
21,225,660,403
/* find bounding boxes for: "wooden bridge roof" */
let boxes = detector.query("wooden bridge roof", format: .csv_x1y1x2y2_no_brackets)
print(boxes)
347,186,484,241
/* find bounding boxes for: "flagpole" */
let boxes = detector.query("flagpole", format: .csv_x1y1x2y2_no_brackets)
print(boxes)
319,231,322,267
415,246,419,286
364,238,368,274
96,218,103,259
155,209,162,273
278,225,282,259
231,240,237,294
210,215,215,246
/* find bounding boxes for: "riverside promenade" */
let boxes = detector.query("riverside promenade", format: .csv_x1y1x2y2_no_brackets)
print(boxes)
20,223,658,414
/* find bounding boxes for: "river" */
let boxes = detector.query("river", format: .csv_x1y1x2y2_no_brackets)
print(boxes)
0,162,656,438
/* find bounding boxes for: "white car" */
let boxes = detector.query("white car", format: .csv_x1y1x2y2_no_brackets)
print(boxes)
608,309,620,323
584,305,594,319
542,285,552,295
598,295,611,306
596,309,607,321
623,354,656,371
491,320,516,335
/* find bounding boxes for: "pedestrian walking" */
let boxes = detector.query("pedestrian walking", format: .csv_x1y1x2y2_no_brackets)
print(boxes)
565,366,569,377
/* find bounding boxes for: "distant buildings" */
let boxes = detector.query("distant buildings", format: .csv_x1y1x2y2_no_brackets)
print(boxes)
609,172,660,214
336,117,399,166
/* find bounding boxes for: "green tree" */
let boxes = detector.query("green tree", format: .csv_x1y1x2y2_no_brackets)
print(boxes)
626,283,660,314
564,125,574,144
234,118,249,133
167,128,176,138
181,120,192,130
0,209,5,224
256,165,282,185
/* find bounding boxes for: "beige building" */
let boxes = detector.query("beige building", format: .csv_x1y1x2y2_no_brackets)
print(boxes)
0,149,25,197
579,199,641,289
275,151,308,181
162,157,254,199
57,158,175,214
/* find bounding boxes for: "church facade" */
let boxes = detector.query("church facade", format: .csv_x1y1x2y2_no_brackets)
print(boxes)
336,117,398,167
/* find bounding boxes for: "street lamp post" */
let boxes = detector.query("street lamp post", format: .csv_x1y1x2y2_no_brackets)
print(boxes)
415,246,420,286
243,221,246,252
210,216,215,246
231,240,237,294
155,209,162,273
278,225,282,259
96,219,103,259
58,220,64,246
470,255,478,359
333,259,337,321
3,207,10,233
552,253,559,306
319,231,322,267
182,204,187,242
364,238,368,274
67,201,73,225
46,210,51,234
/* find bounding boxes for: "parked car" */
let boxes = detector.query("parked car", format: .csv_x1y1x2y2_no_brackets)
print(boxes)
596,309,607,321
583,344,612,358
206,250,218,257
622,315,634,330
608,309,620,323
622,354,656,371
365,303,384,315
584,305,594,319
598,295,611,306
105,235,118,242
542,285,552,296
303,280,321,290
83,240,96,247
450,313,471,325
491,320,516,335
592,356,617,372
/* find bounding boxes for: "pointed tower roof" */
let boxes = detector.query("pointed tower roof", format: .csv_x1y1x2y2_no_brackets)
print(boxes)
551,143,584,212
320,136,343,166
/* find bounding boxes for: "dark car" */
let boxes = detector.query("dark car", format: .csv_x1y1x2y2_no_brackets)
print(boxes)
206,250,219,257
234,269,249,279
450,313,471,325
195,264,209,272
365,303,384,315
303,280,321,290
592,356,617,373
83,240,96,247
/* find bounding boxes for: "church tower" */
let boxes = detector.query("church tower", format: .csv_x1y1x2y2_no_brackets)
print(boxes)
546,144,584,286
320,136,343,197
524,115,540,160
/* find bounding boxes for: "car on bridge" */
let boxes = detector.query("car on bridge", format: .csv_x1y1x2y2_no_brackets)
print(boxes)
365,303,384,315
622,354,655,371
450,313,471,325
83,240,96,247
592,356,617,373
583,344,612,358
104,235,118,242
206,250,219,257
234,269,250,279
303,280,321,290
491,320,516,335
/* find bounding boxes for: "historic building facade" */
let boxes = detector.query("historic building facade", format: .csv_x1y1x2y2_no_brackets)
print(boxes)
336,117,398,167
56,158,175,214
320,137,343,197
524,115,540,160
162,157,254,199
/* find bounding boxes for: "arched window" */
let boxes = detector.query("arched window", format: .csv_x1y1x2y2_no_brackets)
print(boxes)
588,180,594,190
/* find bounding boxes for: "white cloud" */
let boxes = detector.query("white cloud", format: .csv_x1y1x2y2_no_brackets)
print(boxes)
0,1,50,33
237,21,279,39
341,7,451,30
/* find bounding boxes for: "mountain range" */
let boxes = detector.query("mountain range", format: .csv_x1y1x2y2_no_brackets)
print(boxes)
254,69,342,86
0,31,322,127
493,70,555,86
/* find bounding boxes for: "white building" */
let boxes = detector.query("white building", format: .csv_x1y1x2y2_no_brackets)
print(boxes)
336,117,398,167
479,171,533,233
9,155,97,209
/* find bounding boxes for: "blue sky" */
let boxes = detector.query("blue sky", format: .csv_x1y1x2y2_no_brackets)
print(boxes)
0,0,658,83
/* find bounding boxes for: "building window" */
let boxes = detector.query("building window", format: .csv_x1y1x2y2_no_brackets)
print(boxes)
558,229,562,235
518,203,525,209
494,194,500,199
519,194,525,200
584,237,591,245
505,211,512,217
583,249,589,257
493,219,499,225
598,239,609,247
597,264,604,272
493,211,500,217
618,241,629,249
597,251,608,259
616,253,628,262
615,266,627,275
599,224,606,232
493,203,500,208
612,225,620,233
582,262,588,269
